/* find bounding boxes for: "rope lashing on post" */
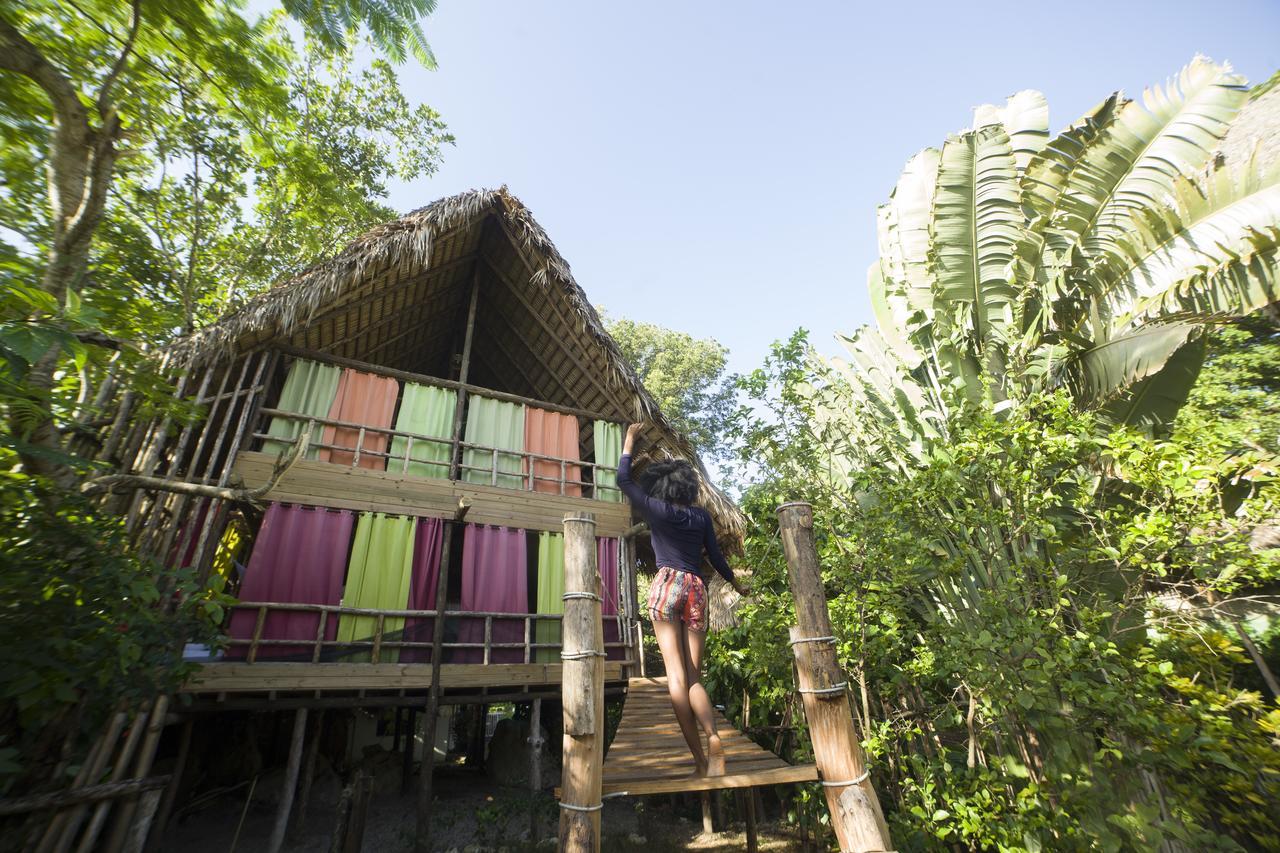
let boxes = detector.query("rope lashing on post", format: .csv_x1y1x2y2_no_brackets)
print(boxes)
797,682,849,697
788,635,836,646
558,792,629,812
562,516,597,525
560,650,607,660
562,591,601,602
819,768,871,787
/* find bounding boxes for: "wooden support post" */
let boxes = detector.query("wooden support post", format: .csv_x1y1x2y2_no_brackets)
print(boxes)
328,781,353,853
401,708,416,795
343,773,373,853
448,274,480,481
415,499,470,853
558,511,603,853
744,788,759,853
146,717,193,850
700,792,714,834
267,708,309,853
529,698,543,842
294,711,326,836
777,502,892,853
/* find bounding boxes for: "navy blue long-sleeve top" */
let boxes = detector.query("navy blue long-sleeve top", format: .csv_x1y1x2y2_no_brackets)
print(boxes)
617,453,734,585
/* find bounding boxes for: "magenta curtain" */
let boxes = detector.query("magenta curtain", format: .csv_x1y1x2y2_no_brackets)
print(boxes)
401,517,445,663
456,524,528,663
598,537,625,660
227,504,355,659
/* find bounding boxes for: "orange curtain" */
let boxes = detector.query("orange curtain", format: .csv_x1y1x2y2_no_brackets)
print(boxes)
523,407,582,496
318,369,400,470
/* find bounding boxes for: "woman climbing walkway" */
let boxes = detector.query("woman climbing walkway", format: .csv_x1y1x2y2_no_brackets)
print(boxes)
617,423,749,777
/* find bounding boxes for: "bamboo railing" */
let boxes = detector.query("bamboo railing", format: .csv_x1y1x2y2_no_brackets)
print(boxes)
217,601,634,667
250,408,623,500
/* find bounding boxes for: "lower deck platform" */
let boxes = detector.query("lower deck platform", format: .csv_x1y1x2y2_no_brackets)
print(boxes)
599,676,818,796
183,661,626,693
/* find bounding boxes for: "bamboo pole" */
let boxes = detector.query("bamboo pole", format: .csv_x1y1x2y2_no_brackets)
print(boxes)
415,498,471,853
777,502,892,852
448,274,480,481
146,718,193,850
267,708,309,853
558,511,603,853
103,695,170,853
529,698,543,842
400,708,416,795
295,711,326,835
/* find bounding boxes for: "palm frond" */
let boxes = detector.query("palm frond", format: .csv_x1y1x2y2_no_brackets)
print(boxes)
974,89,1050,174
929,125,1023,345
1045,58,1248,262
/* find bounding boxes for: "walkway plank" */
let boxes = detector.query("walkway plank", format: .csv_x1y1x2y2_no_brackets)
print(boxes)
598,676,818,796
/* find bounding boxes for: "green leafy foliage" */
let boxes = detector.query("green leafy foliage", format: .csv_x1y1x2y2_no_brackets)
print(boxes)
604,313,738,465
708,59,1280,851
715,339,1279,849
0,475,228,793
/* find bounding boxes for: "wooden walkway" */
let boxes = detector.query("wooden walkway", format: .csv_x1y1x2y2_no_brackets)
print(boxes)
600,676,818,795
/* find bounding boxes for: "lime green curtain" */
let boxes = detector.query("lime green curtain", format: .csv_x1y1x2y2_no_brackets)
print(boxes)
462,397,525,489
263,359,340,459
388,383,457,478
337,513,416,662
535,532,564,663
593,421,623,502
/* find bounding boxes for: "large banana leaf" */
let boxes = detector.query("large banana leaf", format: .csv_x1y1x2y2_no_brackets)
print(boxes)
1055,322,1201,410
1100,162,1280,328
1044,59,1248,264
868,260,925,366
1021,93,1120,231
877,148,942,323
974,89,1049,174
1101,333,1207,431
929,125,1023,344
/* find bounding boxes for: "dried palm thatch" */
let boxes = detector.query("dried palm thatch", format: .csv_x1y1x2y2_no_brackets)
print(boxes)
165,186,746,545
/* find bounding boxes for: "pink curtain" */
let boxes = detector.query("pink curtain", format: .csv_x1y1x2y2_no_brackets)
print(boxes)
227,504,355,659
457,525,528,663
318,369,400,470
523,407,582,496
598,537,625,660
401,517,445,663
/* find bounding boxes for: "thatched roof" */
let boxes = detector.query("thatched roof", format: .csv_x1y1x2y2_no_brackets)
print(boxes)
1217,70,1280,170
167,186,745,545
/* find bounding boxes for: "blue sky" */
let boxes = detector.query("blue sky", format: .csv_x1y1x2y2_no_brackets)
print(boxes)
375,0,1277,377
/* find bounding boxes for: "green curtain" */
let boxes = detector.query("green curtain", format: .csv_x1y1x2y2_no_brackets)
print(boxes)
535,532,564,663
462,397,525,489
262,359,340,460
388,383,457,478
593,421,623,502
337,513,416,662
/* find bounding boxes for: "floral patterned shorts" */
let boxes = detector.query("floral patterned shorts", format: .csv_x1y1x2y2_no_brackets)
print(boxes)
646,567,708,633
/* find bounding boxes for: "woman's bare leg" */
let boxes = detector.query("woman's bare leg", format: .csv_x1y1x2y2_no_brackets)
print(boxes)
682,626,724,775
652,618,706,774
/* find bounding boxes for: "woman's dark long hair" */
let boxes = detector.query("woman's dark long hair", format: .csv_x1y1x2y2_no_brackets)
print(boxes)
638,459,700,506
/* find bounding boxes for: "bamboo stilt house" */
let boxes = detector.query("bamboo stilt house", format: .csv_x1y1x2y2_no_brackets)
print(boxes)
105,185,744,706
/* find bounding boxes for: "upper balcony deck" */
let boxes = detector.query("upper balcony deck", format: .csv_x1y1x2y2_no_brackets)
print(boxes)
232,345,635,535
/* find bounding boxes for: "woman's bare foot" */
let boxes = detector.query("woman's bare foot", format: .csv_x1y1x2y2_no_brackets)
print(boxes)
686,756,708,778
707,734,725,777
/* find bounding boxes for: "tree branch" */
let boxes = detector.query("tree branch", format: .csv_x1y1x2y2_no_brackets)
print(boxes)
0,17,84,124
96,0,142,117
82,433,310,504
